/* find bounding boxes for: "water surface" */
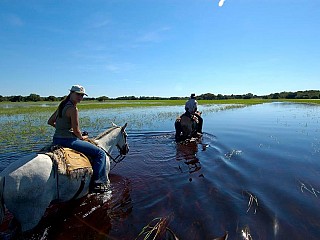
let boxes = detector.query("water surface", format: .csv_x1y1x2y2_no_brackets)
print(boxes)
1,102,320,239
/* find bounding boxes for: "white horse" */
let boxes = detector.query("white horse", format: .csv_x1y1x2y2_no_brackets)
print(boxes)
0,123,129,233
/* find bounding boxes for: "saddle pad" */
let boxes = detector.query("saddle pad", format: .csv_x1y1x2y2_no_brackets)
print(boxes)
63,148,92,172
45,146,93,178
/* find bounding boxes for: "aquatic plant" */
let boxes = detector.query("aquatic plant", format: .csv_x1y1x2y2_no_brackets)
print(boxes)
135,216,179,240
243,191,259,214
135,216,229,240
0,113,53,154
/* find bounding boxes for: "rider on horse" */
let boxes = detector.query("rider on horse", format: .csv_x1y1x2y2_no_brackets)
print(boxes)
184,93,203,134
175,93,203,142
48,85,109,193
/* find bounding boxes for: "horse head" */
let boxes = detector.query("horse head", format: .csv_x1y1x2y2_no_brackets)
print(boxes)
95,123,129,162
117,123,129,155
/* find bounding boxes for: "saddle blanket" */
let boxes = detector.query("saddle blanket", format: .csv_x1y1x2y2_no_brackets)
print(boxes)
44,146,93,179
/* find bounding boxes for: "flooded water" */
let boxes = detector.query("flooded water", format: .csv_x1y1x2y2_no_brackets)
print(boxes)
1,102,320,239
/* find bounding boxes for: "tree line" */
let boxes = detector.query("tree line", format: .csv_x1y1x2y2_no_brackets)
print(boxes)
196,90,320,100
0,90,319,102
0,94,182,102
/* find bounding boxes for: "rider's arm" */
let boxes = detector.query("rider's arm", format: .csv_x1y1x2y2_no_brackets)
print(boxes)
47,110,57,127
68,107,85,140
194,100,198,112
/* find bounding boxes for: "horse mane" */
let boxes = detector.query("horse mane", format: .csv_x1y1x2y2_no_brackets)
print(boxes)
95,126,119,140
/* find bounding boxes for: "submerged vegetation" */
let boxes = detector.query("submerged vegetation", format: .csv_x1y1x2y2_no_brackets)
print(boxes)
1,88,320,115
0,99,319,155
0,103,236,154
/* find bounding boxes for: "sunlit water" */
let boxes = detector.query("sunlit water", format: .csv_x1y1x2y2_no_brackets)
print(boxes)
1,102,320,239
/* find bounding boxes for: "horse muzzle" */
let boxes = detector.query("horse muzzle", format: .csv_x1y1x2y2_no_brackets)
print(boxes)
119,143,129,155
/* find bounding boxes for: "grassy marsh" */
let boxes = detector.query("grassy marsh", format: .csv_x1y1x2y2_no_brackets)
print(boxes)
0,101,244,154
0,98,319,153
2,98,318,115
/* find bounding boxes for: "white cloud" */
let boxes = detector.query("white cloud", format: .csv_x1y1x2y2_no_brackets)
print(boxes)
6,14,24,26
86,13,110,29
218,0,226,7
91,19,110,29
136,27,171,43
105,62,136,73
105,64,120,72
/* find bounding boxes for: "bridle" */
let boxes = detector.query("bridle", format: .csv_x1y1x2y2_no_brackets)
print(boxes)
103,128,129,165
104,143,129,164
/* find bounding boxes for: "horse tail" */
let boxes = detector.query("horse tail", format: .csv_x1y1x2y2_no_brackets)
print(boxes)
0,176,5,224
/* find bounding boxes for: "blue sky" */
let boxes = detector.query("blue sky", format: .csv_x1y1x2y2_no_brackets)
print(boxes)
0,0,319,98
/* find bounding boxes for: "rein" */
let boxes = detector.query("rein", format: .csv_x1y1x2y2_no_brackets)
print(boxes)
89,126,128,167
101,146,127,171
103,148,126,164
84,137,127,164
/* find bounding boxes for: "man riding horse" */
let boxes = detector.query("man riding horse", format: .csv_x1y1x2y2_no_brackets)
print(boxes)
175,93,203,142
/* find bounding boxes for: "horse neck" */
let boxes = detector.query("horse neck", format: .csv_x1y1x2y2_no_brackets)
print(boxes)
95,128,120,154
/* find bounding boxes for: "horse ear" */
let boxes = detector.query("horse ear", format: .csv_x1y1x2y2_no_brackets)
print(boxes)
121,123,128,132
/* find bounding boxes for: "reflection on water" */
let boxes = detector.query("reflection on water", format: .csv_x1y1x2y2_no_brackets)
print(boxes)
1,103,320,239
176,139,208,181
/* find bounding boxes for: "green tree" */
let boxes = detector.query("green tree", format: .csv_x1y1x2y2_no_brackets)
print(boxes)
216,94,225,100
46,95,58,101
97,96,109,102
26,93,41,102
243,93,254,99
272,93,280,99
199,93,216,100
10,95,23,102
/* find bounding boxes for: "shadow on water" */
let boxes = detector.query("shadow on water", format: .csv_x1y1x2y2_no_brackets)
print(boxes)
175,136,211,181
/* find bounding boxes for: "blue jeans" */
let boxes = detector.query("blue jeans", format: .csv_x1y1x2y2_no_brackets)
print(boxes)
53,137,107,184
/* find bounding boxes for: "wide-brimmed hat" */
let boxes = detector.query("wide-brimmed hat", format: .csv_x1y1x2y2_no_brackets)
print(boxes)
70,85,88,96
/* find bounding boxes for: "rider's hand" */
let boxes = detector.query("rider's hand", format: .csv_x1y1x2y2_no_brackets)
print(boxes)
81,131,89,140
81,135,89,140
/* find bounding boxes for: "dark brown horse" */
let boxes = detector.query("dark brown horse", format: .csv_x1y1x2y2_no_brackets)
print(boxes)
174,111,202,142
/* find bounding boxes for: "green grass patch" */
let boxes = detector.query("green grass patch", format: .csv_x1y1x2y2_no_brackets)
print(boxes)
275,99,320,105
1,98,319,115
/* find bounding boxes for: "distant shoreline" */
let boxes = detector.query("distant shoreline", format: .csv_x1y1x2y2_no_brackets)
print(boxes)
0,99,319,115
1,90,319,102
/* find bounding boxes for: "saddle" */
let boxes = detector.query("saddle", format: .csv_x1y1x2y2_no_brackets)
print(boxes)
43,146,93,179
